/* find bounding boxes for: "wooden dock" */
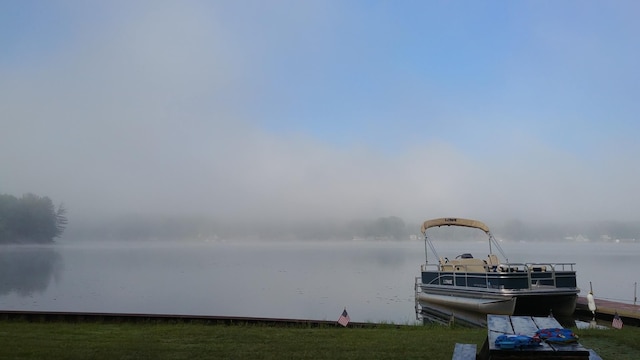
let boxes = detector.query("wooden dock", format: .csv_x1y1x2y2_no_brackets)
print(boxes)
575,296,640,327
0,310,379,328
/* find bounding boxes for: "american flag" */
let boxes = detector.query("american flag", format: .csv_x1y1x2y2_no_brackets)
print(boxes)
337,309,350,327
612,312,623,329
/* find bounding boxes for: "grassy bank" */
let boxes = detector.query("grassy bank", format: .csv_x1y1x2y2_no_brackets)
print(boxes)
0,320,638,359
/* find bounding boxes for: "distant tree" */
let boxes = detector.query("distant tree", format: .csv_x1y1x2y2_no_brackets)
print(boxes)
0,193,67,244
54,204,68,238
372,216,408,240
0,194,18,242
348,216,408,240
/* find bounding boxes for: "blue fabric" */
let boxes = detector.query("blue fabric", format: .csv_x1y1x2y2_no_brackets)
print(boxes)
535,328,579,344
495,334,541,349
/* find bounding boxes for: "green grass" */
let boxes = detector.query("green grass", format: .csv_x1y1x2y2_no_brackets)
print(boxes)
0,320,638,359
578,327,640,360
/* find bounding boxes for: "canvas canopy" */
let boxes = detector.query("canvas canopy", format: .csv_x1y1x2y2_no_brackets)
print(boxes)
420,217,491,235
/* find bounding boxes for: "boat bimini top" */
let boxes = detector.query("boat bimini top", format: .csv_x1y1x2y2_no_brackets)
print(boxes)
420,217,491,235
420,217,508,266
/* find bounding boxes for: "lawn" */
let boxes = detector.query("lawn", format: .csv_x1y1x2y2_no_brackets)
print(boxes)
0,320,638,359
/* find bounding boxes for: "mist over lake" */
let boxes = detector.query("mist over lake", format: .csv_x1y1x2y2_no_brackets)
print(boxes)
1,239,637,324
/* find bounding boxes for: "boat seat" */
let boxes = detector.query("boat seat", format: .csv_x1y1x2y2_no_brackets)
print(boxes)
439,257,455,271
451,258,487,273
487,254,500,271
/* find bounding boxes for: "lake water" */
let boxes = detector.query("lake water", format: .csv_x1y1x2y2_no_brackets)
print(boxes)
1,240,638,324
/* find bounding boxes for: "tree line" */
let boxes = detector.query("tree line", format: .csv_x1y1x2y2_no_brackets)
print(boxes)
0,193,67,244
64,215,412,241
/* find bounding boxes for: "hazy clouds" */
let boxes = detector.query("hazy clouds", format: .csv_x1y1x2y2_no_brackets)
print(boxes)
2,1,640,227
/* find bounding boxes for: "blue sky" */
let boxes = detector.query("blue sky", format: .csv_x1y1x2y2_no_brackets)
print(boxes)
2,1,640,225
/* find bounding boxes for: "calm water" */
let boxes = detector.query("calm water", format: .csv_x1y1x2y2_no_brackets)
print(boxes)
1,240,638,324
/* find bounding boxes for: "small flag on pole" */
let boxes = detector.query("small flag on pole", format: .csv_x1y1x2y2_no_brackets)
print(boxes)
337,308,350,327
612,312,623,329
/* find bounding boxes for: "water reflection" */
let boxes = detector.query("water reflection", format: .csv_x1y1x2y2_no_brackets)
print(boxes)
417,304,577,328
0,245,62,296
0,240,637,325
418,303,487,327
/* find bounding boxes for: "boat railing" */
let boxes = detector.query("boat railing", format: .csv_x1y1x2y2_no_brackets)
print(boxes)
525,262,576,289
495,262,528,272
420,261,577,290
526,262,575,271
421,263,440,272
422,261,575,273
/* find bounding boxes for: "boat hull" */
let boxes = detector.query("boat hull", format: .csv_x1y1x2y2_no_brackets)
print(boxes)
417,292,516,315
417,285,578,317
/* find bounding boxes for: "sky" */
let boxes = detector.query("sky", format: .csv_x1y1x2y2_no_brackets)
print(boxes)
2,0,640,226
